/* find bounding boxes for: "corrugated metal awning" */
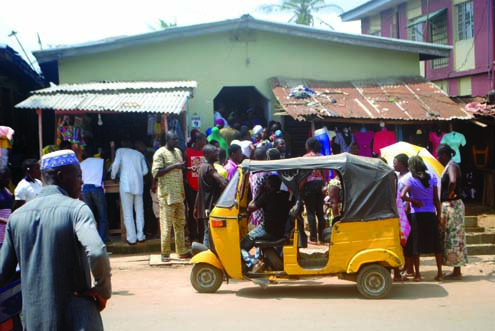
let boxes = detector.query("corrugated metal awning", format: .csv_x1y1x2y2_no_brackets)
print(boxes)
271,76,472,122
15,81,197,114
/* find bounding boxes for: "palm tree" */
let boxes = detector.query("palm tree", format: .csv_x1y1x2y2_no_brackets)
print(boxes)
259,0,343,27
148,19,177,31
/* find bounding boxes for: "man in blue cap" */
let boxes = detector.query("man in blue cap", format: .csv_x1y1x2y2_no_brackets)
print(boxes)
0,150,112,330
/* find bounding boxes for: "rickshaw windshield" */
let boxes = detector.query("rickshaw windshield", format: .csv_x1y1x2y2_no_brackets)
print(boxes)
216,171,240,208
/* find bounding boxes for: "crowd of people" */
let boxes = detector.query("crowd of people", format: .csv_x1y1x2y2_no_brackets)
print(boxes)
156,120,469,280
0,114,472,328
164,120,294,263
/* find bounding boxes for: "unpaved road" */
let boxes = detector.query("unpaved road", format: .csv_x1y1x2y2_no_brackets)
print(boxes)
103,254,495,331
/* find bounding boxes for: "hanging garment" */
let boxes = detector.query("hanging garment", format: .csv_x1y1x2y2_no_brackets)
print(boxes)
373,129,397,155
429,131,446,158
354,131,375,157
334,131,355,153
410,130,429,148
167,117,185,151
314,127,332,156
441,131,466,163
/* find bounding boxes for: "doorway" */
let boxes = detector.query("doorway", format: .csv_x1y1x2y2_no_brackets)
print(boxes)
213,86,270,129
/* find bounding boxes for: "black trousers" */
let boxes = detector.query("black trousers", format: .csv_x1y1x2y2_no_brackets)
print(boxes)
185,183,202,241
302,180,326,241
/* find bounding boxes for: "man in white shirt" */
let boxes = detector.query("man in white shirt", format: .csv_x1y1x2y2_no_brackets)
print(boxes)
81,145,110,243
14,159,42,210
111,139,149,245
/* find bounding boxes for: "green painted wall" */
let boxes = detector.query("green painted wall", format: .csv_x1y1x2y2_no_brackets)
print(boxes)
58,30,420,129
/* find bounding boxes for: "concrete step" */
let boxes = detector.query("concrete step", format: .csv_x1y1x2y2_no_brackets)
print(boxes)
466,232,495,245
465,216,479,228
467,244,495,255
107,238,161,255
478,214,495,232
465,226,485,233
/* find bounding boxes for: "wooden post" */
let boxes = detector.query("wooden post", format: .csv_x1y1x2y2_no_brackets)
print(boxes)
36,108,43,158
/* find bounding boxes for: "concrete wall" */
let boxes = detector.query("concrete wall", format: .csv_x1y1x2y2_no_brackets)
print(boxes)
57,30,420,130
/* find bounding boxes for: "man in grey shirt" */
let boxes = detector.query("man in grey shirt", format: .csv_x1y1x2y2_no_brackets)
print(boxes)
0,150,112,330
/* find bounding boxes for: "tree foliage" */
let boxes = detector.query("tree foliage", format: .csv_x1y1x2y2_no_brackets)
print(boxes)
148,19,177,31
259,0,343,27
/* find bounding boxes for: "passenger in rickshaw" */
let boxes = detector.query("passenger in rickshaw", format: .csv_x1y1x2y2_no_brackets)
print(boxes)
320,176,343,243
324,177,343,225
240,175,294,272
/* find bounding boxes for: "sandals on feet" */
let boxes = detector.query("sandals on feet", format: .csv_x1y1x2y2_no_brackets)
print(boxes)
400,271,414,279
252,261,265,273
434,274,444,281
393,274,409,282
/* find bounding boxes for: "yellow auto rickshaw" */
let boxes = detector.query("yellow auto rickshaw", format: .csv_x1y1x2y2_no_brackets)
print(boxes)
190,153,404,299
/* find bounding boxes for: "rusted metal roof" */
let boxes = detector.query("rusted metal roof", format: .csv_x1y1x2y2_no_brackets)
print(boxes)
271,76,472,122
15,81,197,114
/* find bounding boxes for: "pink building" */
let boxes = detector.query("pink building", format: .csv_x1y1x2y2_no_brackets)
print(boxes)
341,0,495,98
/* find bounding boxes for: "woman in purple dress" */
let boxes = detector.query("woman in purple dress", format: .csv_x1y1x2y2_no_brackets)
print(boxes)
401,156,443,282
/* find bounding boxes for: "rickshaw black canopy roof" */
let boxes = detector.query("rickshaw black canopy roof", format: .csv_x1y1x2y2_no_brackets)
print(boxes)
241,153,398,222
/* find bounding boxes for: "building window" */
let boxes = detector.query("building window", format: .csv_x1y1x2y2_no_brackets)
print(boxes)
408,22,424,42
369,30,381,36
429,10,449,68
456,1,474,40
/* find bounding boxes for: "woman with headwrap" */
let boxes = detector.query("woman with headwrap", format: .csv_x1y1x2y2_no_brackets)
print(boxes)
437,144,468,280
207,127,228,153
400,156,443,282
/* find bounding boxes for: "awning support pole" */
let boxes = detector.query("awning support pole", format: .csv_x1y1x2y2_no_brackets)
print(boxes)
311,120,316,135
37,108,43,158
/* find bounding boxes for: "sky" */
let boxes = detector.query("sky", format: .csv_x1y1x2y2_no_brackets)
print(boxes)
0,0,366,70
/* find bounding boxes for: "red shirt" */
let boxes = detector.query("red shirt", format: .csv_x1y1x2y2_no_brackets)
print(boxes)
429,132,446,158
186,147,205,191
373,130,397,155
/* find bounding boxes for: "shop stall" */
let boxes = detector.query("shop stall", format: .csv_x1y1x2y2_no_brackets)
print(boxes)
16,81,197,239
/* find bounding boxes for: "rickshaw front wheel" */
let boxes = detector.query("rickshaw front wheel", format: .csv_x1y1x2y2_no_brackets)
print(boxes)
191,263,223,293
356,264,391,299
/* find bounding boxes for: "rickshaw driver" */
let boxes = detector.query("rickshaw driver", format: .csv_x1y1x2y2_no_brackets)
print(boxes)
240,175,294,271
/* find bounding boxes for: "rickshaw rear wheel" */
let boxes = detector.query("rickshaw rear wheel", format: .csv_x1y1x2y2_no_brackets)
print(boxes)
356,264,391,299
191,263,223,293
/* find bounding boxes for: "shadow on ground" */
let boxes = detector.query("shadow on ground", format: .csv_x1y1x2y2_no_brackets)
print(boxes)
234,281,448,300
